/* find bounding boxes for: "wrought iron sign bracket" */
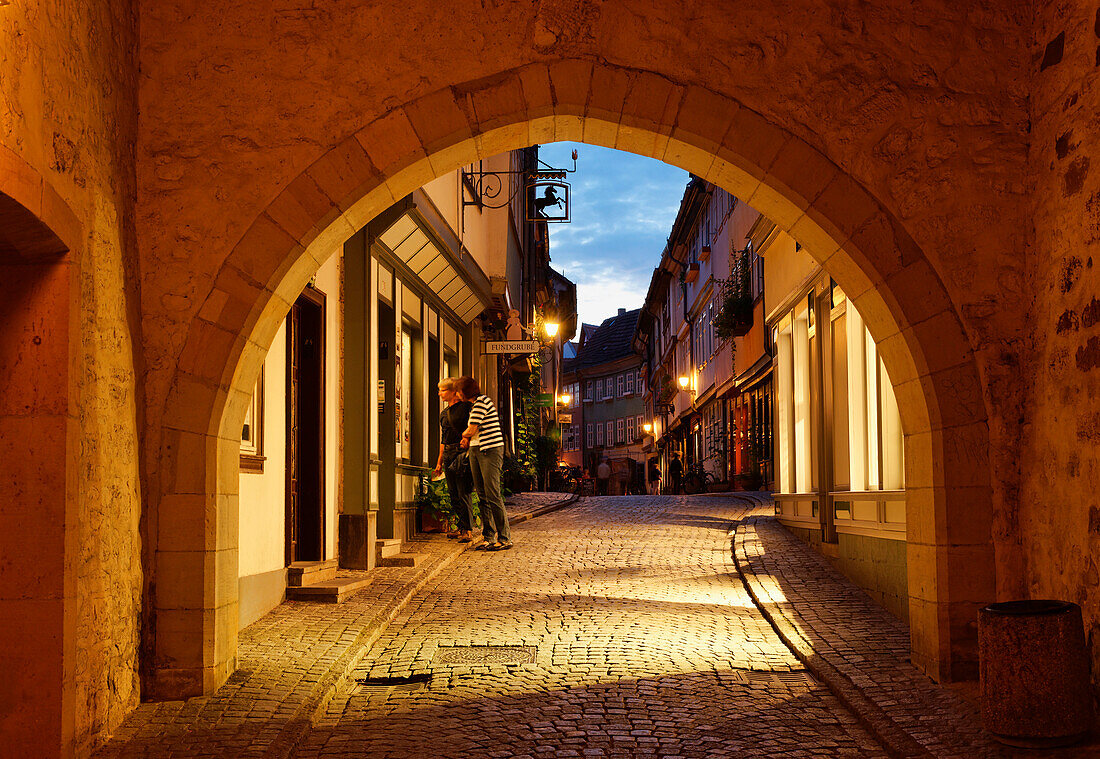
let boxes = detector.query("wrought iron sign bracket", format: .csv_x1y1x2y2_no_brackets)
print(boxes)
460,151,578,224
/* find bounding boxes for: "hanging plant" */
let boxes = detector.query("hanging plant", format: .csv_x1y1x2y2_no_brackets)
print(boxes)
714,250,754,340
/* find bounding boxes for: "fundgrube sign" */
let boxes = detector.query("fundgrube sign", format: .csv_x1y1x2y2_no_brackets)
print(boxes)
483,340,540,354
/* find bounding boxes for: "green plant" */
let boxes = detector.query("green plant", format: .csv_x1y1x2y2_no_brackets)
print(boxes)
714,251,753,342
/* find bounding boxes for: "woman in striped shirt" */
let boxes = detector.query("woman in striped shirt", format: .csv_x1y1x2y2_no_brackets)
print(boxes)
456,376,512,550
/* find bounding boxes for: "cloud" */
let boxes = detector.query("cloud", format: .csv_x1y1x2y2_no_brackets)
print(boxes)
538,141,688,325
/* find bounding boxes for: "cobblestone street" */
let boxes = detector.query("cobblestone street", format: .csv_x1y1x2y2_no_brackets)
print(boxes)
294,495,884,758
95,493,1087,759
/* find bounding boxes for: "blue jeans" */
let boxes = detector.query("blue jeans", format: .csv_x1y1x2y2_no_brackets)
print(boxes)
469,446,509,543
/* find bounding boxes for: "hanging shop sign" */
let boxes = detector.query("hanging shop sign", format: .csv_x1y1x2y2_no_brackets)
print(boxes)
559,413,573,424
483,340,540,354
526,176,570,223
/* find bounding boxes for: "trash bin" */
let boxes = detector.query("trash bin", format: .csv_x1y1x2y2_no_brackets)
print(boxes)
978,599,1092,747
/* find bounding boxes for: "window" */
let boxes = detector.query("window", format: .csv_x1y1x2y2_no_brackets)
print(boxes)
637,370,644,394
240,366,265,473
606,421,614,446
625,371,634,395
617,374,625,397
596,424,604,446
617,418,625,443
626,416,635,441
588,423,595,447
636,414,645,434
596,378,603,400
585,380,594,403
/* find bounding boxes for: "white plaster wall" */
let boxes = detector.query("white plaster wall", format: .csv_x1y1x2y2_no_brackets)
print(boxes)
238,251,342,574
239,320,288,578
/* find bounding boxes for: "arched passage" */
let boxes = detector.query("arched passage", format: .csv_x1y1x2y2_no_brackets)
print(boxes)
152,62,992,697
0,145,83,753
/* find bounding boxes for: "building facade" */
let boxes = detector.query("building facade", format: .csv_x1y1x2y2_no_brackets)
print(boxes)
561,309,647,492
234,147,574,626
764,232,908,619
634,178,773,492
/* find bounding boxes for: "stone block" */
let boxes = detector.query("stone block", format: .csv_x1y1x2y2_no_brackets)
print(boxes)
940,424,993,492
161,428,214,496
906,310,974,376
474,123,531,163
402,87,473,154
904,430,943,492
154,607,210,669
455,70,526,133
198,263,264,336
620,70,682,137
615,123,670,163
517,64,555,121
586,65,632,124
304,136,379,214
155,550,211,611
427,137,479,181
581,117,619,149
162,374,224,438
546,59,593,114
721,106,788,184
354,109,427,178
231,212,305,293
849,288,904,345
876,329,922,390
820,246,875,302
804,172,881,252
662,137,716,178
904,486,938,545
176,320,237,388
947,545,996,602
156,493,215,553
673,85,737,155
0,598,66,757
766,140,839,220
907,542,943,602
788,213,842,263
746,180,808,234
264,172,340,247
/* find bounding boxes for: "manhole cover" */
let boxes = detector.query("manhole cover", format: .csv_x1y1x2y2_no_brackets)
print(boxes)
354,674,431,693
432,645,537,666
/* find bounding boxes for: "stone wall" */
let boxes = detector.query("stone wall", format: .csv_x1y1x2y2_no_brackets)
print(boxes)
1025,0,1100,702
0,1,142,756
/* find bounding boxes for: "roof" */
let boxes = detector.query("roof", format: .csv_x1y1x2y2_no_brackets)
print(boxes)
565,308,642,373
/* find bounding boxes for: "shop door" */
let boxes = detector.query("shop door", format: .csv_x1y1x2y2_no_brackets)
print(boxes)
286,287,326,564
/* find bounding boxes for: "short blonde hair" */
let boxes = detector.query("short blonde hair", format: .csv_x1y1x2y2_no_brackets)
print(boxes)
437,377,456,391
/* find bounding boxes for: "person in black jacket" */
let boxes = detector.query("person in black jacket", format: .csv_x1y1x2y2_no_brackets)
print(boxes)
433,378,474,541
668,451,683,495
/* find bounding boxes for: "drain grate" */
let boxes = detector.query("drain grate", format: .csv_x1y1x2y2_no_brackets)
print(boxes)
731,668,817,686
432,645,537,666
354,674,431,693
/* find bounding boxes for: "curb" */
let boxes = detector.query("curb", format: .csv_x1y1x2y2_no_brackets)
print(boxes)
507,492,581,525
731,515,934,759
269,491,580,757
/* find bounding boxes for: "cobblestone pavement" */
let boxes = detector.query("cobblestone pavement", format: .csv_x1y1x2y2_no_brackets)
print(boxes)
735,512,1100,759
295,495,886,758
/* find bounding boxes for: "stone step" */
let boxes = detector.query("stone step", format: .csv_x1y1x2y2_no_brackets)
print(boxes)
286,559,338,587
379,553,427,568
285,575,373,603
376,538,403,562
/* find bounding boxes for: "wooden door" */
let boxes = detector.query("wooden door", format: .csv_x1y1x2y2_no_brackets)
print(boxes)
286,286,326,564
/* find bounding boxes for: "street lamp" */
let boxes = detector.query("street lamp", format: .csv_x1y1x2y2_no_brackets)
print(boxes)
544,321,560,338
643,422,653,434
678,375,690,390
558,393,571,406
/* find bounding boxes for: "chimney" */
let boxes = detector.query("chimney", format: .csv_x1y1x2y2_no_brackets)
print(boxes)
618,308,626,315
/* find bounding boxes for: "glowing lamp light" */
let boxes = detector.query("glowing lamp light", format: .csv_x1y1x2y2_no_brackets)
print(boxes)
558,393,571,405
678,375,690,389
643,423,653,433
544,322,560,338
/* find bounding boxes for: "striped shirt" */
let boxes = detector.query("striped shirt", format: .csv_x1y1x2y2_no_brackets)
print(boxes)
467,394,504,450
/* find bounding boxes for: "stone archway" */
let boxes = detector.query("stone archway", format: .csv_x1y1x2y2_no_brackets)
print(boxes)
151,62,992,697
0,145,83,753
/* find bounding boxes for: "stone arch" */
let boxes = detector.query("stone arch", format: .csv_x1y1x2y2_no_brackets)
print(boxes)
0,144,83,752
153,61,992,696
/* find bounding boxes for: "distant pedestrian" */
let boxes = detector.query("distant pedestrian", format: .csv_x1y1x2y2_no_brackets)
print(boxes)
596,458,611,495
668,452,683,495
648,456,661,495
456,376,512,551
432,378,474,541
